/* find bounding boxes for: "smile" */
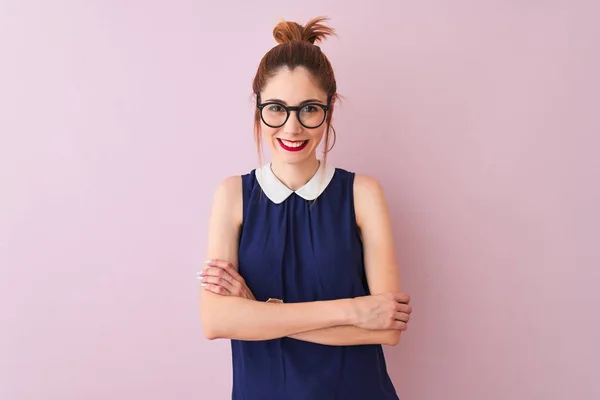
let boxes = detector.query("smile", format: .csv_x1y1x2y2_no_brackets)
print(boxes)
277,139,309,152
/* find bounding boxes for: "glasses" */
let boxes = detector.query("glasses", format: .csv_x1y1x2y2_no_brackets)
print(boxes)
257,102,330,129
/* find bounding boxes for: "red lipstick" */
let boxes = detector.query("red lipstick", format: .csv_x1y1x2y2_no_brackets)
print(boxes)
278,139,309,152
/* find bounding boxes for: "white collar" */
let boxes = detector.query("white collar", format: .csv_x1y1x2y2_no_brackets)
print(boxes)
255,162,336,204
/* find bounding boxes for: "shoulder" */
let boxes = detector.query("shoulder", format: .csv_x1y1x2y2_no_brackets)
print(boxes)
212,167,263,207
331,167,384,193
213,167,259,196
352,173,388,227
353,173,385,195
213,175,242,200
329,167,386,204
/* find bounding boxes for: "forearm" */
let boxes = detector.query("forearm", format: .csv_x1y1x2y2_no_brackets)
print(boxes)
200,291,356,341
289,326,401,346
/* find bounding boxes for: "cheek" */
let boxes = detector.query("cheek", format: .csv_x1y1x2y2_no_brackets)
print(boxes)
309,128,326,145
261,127,279,143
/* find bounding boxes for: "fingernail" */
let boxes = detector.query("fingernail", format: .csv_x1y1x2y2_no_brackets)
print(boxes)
204,260,211,264
201,283,207,287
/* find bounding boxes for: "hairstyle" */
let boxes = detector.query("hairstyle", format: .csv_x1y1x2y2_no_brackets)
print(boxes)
252,16,339,167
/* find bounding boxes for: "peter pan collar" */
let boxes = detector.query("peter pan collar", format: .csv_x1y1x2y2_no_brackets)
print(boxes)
255,162,336,204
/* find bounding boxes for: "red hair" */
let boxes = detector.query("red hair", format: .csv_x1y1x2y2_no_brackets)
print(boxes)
252,17,339,167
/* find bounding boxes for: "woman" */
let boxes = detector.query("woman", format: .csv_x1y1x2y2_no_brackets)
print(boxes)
198,17,412,400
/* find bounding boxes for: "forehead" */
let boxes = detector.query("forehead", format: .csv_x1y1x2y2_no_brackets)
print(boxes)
261,66,327,103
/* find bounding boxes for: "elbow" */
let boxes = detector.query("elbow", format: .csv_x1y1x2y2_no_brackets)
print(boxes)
201,317,217,340
201,314,227,340
203,327,219,341
200,292,230,340
386,331,402,346
200,303,225,340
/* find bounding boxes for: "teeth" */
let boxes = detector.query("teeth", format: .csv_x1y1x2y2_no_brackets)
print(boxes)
281,139,306,148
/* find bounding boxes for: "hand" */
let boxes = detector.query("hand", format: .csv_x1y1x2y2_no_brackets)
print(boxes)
198,259,256,300
352,292,412,331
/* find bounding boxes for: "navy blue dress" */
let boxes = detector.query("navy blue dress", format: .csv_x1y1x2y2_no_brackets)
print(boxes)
232,163,398,400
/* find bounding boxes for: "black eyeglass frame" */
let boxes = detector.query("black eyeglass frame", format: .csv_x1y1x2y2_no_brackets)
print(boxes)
256,101,331,129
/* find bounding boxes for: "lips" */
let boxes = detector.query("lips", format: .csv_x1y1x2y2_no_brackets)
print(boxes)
277,138,309,152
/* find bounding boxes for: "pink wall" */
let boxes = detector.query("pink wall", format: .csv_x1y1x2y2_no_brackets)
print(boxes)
2,1,599,399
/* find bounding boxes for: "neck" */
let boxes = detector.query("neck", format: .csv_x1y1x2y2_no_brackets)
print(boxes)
270,157,320,191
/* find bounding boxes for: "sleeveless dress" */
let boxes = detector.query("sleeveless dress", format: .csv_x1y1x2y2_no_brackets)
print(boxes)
233,162,399,400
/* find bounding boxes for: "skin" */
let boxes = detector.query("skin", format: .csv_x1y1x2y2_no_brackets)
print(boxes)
198,66,412,346
258,66,327,190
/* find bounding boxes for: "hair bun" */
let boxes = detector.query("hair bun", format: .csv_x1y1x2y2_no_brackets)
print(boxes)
272,16,335,45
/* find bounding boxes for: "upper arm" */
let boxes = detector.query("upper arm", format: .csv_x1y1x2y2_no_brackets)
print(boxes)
204,175,243,266
200,176,243,330
353,174,402,295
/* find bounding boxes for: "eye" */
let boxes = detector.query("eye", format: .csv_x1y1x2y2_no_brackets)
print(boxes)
267,104,285,112
301,105,320,113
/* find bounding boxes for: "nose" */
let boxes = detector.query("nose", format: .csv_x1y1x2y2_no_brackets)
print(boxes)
283,110,302,134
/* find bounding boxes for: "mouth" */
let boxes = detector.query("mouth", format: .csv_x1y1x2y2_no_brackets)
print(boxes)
277,138,309,152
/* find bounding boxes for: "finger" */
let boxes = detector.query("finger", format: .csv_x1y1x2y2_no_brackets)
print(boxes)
201,283,231,296
394,293,411,304
395,311,410,323
201,276,237,294
205,259,232,268
201,266,236,285
205,259,245,283
391,320,408,331
394,303,412,314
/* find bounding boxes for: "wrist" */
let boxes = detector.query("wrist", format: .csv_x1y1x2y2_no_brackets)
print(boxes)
339,298,360,325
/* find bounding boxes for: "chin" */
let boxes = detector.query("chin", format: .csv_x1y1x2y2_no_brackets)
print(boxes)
272,143,317,165
277,152,312,165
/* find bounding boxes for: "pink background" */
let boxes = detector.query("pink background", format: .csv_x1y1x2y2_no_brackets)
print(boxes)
1,1,599,399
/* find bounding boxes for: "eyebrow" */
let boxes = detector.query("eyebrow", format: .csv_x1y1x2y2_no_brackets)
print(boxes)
263,98,327,105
